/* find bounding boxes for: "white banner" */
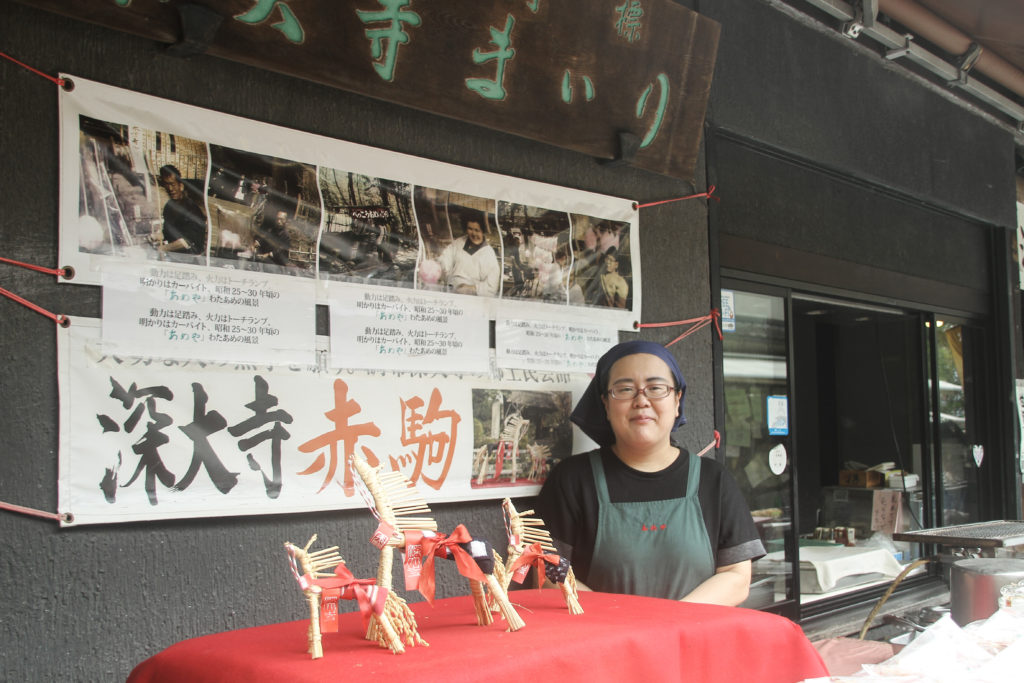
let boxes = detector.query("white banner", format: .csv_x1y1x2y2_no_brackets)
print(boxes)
59,74,641,331
58,318,589,526
101,263,317,366
328,287,490,374
495,319,617,372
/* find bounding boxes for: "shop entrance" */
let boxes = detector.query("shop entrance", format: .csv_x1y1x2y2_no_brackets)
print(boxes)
722,284,990,618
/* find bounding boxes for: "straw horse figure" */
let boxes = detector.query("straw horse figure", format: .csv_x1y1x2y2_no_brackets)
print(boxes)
283,534,422,657
350,455,525,632
499,497,583,615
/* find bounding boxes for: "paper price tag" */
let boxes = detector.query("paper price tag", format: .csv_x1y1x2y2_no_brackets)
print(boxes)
512,563,531,584
370,520,397,549
319,589,340,633
403,545,423,591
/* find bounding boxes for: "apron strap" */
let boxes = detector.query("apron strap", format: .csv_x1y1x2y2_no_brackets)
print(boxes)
589,451,611,504
685,451,700,498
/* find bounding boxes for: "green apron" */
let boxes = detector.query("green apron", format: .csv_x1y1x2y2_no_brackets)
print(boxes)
587,450,715,600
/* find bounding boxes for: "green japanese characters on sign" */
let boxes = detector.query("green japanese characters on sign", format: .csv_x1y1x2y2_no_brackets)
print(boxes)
38,0,719,179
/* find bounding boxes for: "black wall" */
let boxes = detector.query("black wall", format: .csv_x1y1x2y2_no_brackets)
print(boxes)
0,2,713,679
703,0,1016,228
703,0,1020,552
704,0,1016,316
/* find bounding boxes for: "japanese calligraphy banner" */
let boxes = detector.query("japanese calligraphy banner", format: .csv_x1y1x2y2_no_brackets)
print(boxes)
59,73,642,337
58,317,593,526
26,0,719,180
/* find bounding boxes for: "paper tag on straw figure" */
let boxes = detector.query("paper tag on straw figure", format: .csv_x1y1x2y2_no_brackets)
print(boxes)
319,589,340,633
369,520,396,549
512,561,531,584
402,543,423,591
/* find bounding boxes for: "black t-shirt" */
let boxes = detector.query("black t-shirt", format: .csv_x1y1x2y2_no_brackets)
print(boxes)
535,446,765,585
162,196,207,255
256,225,292,265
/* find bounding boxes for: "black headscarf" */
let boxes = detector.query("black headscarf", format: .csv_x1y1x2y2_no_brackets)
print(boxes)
569,340,687,446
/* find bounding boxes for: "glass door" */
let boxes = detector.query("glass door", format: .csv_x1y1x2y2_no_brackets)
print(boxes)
721,279,999,620
791,295,930,611
720,286,795,611
932,319,984,526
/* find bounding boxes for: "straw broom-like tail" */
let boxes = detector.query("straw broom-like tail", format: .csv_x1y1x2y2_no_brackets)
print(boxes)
501,498,583,615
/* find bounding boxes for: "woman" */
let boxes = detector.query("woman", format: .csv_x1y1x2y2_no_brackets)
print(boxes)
536,340,765,605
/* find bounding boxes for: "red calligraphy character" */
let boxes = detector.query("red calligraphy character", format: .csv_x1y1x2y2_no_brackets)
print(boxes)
298,379,381,494
396,387,460,490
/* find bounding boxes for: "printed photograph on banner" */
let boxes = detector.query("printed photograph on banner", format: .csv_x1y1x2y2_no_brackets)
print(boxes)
469,388,573,489
318,169,418,287
60,76,642,329
414,189,501,297
205,145,321,277
568,214,632,310
77,115,210,266
498,202,572,304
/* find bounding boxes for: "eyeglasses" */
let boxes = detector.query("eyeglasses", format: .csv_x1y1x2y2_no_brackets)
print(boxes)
606,384,675,401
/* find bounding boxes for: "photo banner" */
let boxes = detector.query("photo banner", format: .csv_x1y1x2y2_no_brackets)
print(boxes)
59,74,641,336
58,318,591,526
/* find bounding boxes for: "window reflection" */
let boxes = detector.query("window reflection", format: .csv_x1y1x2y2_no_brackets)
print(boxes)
935,323,979,526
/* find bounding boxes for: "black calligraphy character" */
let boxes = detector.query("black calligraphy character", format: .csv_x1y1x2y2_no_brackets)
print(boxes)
228,375,293,499
97,379,177,505
173,382,238,494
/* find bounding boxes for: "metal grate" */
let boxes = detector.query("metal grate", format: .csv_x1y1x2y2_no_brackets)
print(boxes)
894,520,1024,548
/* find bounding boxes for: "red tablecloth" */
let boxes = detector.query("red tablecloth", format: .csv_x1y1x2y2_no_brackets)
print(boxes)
127,590,827,683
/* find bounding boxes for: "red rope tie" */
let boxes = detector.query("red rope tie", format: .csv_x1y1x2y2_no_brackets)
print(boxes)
695,430,722,458
0,256,73,279
634,185,719,210
0,500,72,523
636,309,722,347
0,51,67,88
0,287,70,327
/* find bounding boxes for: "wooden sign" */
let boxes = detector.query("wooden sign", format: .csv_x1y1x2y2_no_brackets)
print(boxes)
18,0,720,180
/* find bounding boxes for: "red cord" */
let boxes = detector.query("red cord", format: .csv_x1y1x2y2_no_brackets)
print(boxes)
0,51,66,87
0,256,70,278
0,287,69,326
635,185,719,210
0,500,71,523
637,309,722,346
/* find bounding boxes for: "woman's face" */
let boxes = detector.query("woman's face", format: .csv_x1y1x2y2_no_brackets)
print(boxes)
466,221,484,246
601,353,680,451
